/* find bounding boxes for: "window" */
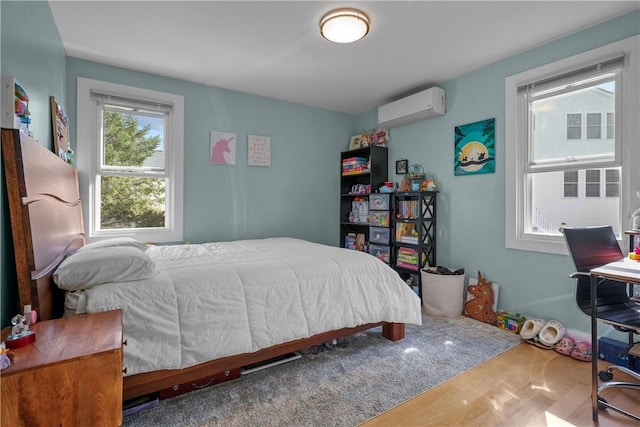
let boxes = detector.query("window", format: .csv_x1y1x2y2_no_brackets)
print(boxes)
585,169,601,197
562,168,620,199
566,113,582,139
586,113,602,139
77,78,184,243
506,36,639,254
605,169,620,197
606,112,615,139
563,171,578,197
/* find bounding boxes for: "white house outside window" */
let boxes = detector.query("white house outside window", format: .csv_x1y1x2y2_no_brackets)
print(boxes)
77,78,184,243
506,36,640,254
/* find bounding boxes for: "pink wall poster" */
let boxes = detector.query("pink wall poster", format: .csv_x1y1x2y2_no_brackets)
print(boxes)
210,131,236,165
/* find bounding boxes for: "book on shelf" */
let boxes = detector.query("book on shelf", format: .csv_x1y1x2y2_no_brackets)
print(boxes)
396,223,418,243
400,236,419,244
396,261,419,270
396,200,419,219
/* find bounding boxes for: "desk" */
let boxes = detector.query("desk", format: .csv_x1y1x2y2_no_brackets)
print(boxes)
589,258,640,422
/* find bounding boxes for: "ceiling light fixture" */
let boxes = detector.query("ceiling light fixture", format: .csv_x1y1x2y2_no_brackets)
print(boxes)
320,8,369,44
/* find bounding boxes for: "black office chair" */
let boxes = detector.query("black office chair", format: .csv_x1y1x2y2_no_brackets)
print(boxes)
563,226,640,421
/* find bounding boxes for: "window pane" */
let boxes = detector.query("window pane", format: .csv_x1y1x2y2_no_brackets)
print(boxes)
566,113,581,139
530,169,619,234
606,112,615,139
585,169,600,198
103,109,164,169
563,184,578,198
585,169,600,182
100,175,166,229
605,168,620,197
563,170,578,197
586,113,601,139
531,80,615,166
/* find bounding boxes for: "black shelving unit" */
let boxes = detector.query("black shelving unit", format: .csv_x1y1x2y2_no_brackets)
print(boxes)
393,191,437,299
339,146,388,252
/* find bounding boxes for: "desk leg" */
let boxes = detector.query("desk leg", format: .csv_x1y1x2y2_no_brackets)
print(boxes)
590,275,599,422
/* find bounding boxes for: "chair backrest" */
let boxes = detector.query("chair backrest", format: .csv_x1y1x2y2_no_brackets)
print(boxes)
563,226,624,273
564,226,629,317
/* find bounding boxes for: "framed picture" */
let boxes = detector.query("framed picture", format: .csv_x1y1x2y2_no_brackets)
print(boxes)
248,134,271,167
210,131,236,165
50,96,71,163
454,118,495,176
348,134,361,150
395,159,408,174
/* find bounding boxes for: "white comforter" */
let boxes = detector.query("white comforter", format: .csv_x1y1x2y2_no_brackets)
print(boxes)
83,238,422,376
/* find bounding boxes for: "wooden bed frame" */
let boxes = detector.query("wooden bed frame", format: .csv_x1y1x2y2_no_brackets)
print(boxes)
1,128,405,401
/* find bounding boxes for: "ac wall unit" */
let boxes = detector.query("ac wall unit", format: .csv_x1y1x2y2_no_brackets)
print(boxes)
378,87,445,128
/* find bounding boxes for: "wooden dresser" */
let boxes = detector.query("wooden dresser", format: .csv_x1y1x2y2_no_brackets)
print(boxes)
1,310,123,426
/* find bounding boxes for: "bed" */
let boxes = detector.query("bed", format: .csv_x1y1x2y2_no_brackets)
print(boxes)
1,128,422,401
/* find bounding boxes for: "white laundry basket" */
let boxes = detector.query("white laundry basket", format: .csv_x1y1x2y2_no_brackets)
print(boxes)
421,269,465,317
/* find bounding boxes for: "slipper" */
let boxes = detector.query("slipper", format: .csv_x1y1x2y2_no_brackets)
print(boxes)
538,320,566,347
523,337,554,350
520,319,545,340
571,341,592,362
554,336,575,356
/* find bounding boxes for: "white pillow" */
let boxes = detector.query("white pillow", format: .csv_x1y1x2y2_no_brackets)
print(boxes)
77,237,148,253
53,246,156,291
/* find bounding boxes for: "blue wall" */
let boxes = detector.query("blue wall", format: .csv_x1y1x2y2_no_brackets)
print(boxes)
65,59,354,245
1,1,638,338
1,1,66,327
357,10,640,339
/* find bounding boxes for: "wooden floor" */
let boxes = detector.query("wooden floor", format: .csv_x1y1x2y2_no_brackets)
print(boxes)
362,342,639,426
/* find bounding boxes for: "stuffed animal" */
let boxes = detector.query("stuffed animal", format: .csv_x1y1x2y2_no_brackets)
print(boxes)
465,272,497,325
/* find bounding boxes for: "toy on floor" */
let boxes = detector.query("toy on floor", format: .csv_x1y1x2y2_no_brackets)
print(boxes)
496,311,526,333
464,271,497,325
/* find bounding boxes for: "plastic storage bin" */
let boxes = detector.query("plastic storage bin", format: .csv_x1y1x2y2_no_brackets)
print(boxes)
370,227,389,244
370,194,389,210
369,244,390,263
369,211,390,227
421,269,465,316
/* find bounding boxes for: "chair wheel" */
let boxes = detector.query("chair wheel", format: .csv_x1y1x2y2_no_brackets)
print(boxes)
598,370,613,382
598,396,608,411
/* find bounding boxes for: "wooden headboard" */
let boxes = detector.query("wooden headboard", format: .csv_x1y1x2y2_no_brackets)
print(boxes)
1,128,85,320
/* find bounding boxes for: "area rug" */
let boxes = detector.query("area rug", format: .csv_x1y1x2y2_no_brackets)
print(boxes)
123,313,521,427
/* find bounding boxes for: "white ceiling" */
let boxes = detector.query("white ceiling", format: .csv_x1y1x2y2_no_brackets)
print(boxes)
49,1,639,114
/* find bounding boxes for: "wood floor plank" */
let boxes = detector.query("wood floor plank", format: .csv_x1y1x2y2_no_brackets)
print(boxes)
361,342,639,426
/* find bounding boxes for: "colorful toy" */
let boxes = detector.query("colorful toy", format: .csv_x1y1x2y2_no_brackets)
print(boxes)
496,311,526,333
0,343,10,370
465,271,497,325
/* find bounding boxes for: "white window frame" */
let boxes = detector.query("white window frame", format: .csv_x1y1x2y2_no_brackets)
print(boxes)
77,77,184,243
505,36,640,254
